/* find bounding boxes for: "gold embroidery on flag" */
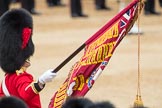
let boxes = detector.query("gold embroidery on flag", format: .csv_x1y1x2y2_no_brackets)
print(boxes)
80,23,119,65
72,75,85,91
54,82,68,108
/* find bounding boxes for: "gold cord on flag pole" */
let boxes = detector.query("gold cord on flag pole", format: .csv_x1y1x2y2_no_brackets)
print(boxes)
133,0,144,107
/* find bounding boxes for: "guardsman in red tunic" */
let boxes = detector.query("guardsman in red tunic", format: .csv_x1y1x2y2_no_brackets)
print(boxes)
144,0,161,15
95,0,111,10
0,9,57,108
70,0,88,18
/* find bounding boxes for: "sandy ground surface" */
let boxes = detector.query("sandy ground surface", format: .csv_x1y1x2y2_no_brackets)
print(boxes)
0,0,162,108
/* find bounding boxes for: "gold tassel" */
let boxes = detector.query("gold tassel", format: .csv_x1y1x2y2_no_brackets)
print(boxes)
133,95,143,107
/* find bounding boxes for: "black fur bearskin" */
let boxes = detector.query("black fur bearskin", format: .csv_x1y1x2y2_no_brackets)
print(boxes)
0,8,35,73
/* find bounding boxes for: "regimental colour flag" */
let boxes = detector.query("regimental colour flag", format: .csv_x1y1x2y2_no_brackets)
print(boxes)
49,0,143,108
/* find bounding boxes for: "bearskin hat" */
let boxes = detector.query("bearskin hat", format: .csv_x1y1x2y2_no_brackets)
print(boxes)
0,96,28,108
61,97,94,108
0,8,35,73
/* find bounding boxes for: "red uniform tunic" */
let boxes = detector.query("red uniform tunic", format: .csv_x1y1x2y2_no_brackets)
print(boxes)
0,71,42,108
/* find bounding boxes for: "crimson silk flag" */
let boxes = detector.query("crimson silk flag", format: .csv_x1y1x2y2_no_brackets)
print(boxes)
49,0,143,108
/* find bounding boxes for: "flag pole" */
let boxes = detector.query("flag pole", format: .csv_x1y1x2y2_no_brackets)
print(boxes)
52,44,86,73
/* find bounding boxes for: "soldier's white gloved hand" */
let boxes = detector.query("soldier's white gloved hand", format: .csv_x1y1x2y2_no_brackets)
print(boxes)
38,69,57,84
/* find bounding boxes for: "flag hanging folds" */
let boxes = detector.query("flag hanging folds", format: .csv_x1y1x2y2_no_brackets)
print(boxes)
49,0,143,108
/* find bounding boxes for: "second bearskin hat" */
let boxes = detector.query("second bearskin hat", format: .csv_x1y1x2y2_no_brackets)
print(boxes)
0,8,35,73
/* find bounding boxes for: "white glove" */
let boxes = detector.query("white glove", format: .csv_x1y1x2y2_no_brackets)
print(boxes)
38,69,57,84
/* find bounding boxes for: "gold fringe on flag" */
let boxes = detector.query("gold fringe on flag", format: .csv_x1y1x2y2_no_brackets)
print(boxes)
134,95,143,107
